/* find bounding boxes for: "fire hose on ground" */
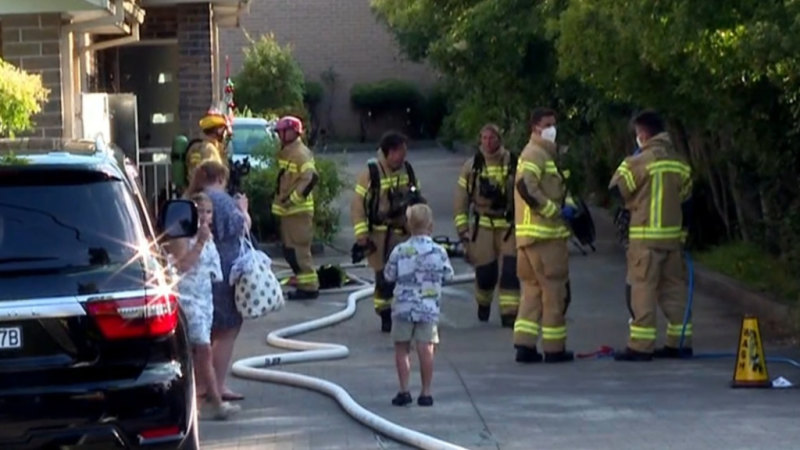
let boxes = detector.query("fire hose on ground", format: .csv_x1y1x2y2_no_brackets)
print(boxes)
231,261,476,450
231,249,800,449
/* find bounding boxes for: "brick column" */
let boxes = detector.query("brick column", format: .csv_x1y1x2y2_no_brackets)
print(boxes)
177,3,214,136
1,14,63,140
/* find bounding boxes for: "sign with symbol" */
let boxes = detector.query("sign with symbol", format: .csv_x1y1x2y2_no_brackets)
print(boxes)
731,316,771,388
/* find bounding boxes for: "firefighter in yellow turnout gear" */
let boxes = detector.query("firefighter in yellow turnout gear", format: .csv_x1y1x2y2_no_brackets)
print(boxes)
454,124,520,328
351,132,424,332
186,108,231,185
610,110,693,361
272,116,320,300
512,108,576,364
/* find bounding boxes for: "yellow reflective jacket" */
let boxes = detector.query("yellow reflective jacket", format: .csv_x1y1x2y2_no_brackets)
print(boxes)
271,138,317,217
513,134,571,247
453,147,515,234
351,150,421,240
186,137,227,183
609,132,692,250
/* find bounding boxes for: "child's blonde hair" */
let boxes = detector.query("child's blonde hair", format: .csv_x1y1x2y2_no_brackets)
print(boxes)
406,203,433,235
190,192,212,210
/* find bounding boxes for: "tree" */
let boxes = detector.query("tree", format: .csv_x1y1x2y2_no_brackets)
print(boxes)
0,58,50,137
233,33,305,114
372,0,568,149
373,0,800,279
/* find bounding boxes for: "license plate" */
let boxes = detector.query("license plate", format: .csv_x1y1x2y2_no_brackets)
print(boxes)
0,327,22,349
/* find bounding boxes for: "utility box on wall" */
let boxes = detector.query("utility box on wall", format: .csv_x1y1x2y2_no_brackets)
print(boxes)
81,93,112,145
80,92,140,164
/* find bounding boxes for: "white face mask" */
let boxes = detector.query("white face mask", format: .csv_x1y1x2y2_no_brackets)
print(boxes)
636,135,644,148
541,126,557,143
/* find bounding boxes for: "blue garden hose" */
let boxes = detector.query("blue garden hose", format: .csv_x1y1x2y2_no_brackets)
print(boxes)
591,251,800,371
678,251,800,368
678,251,694,353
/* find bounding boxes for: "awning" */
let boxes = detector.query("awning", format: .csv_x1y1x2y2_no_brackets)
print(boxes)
141,0,249,27
0,0,111,15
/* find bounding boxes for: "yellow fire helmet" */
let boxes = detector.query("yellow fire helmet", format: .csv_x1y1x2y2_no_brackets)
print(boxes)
199,108,229,131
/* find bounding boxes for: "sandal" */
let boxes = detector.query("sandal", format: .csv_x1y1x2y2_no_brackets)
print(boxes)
221,391,245,401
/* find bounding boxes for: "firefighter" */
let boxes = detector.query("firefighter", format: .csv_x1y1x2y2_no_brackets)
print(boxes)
453,124,520,328
186,108,231,184
609,109,693,361
512,107,576,364
272,116,320,300
351,131,424,333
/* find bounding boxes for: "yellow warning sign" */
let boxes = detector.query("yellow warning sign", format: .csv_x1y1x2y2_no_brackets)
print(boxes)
731,315,771,388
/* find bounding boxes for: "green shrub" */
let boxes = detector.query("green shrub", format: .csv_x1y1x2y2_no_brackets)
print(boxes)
241,140,347,244
0,58,50,137
696,241,800,303
303,81,324,109
234,33,305,114
416,84,449,139
0,151,30,165
350,79,424,113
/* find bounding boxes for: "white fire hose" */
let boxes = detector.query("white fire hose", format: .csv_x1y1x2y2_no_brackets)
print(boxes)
231,263,475,450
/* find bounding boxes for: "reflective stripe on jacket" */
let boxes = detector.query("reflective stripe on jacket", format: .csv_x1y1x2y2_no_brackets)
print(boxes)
186,137,227,184
609,132,692,249
513,134,570,247
350,150,421,240
272,138,317,216
453,148,514,233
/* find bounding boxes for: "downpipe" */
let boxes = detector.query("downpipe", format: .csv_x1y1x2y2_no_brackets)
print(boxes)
232,269,475,450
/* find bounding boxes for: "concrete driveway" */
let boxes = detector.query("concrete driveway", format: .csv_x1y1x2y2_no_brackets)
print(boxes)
200,146,800,450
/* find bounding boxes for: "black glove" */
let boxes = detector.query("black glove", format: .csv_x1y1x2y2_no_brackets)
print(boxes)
351,240,376,264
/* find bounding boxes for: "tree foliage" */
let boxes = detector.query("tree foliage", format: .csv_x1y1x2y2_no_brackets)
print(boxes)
0,58,50,137
233,33,305,114
372,0,800,279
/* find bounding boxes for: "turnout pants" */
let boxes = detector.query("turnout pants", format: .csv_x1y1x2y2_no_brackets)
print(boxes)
280,212,319,292
367,227,408,314
467,224,520,317
513,239,569,353
626,243,690,353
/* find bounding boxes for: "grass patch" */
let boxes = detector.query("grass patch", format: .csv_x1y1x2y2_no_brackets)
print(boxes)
695,241,800,302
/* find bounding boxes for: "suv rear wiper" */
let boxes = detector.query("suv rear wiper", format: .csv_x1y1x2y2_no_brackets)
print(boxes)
0,256,60,264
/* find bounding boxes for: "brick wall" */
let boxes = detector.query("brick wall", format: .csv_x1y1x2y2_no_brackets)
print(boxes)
177,3,214,136
219,0,437,140
0,14,63,140
140,6,178,40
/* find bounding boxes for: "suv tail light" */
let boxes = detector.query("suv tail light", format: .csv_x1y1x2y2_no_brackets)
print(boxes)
85,294,178,339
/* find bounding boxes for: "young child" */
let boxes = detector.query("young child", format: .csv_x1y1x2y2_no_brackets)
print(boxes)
383,203,455,407
173,192,240,420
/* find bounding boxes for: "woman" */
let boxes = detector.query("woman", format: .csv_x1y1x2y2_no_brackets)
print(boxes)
185,160,251,401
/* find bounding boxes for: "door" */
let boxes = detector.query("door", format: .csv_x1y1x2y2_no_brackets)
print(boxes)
118,43,179,149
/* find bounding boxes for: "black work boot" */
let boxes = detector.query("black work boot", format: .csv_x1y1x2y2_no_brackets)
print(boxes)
544,350,575,363
500,314,516,329
287,289,319,300
654,346,693,359
380,309,392,333
613,347,653,362
477,305,490,322
515,345,543,363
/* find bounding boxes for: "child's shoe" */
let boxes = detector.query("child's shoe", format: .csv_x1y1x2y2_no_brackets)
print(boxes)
417,395,434,407
391,391,412,406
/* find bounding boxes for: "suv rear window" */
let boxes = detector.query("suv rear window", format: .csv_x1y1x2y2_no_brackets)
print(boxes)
0,169,141,274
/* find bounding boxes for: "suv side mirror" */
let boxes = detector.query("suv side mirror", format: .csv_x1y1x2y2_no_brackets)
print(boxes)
157,199,198,240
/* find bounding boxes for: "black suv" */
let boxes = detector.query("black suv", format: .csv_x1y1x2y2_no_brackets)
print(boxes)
0,142,200,449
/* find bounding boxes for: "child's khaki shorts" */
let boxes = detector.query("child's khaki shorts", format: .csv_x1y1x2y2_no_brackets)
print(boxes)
392,320,440,344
